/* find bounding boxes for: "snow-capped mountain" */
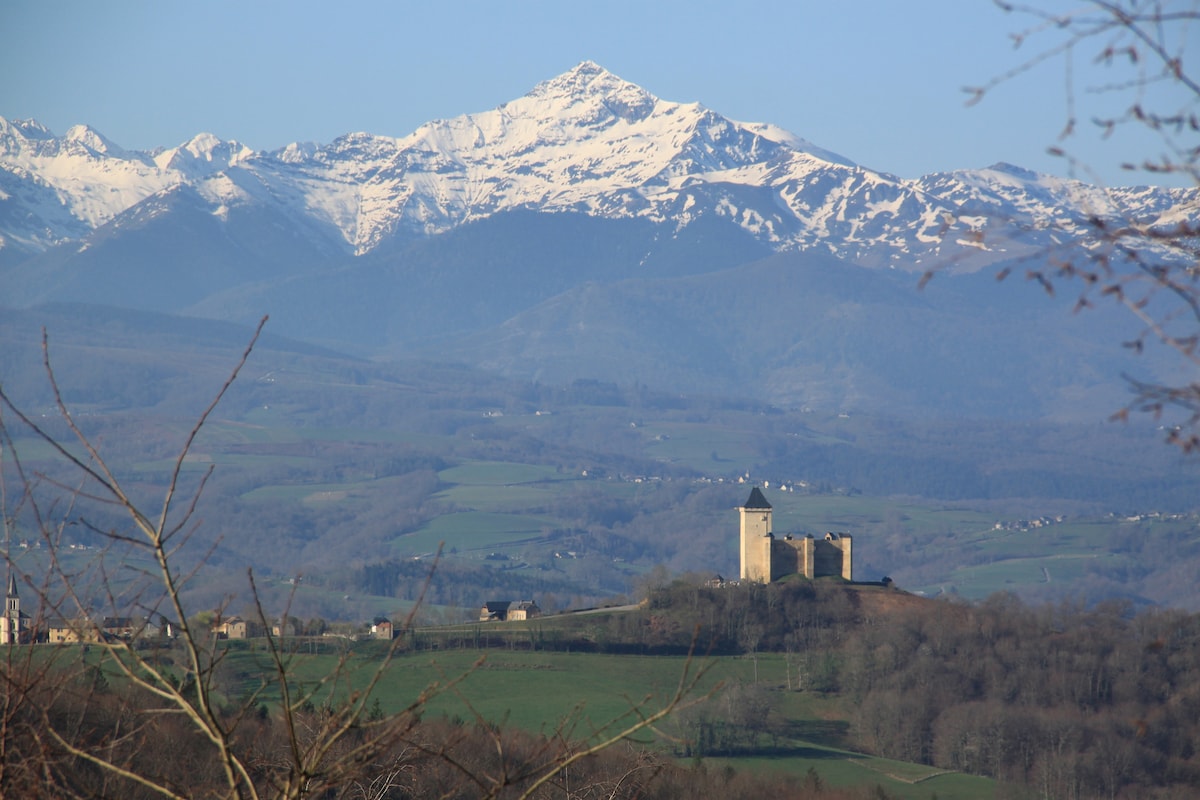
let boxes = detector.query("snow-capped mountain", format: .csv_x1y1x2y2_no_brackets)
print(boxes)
0,116,252,260
3,61,1192,271
2,61,1195,423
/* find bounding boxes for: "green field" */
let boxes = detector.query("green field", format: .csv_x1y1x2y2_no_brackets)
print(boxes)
768,493,995,536
377,460,586,558
438,460,567,486
436,483,564,513
640,422,764,471
213,644,995,799
434,461,576,516
240,478,388,504
395,511,559,556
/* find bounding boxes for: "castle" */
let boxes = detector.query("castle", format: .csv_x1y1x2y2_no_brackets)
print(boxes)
738,487,852,583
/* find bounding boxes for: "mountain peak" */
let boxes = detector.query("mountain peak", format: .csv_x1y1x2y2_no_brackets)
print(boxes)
151,132,254,174
63,124,124,156
0,116,53,142
538,60,626,93
524,61,657,123
183,132,253,162
564,59,607,78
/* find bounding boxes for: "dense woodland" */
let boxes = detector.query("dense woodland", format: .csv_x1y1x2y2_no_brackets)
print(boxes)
630,581,1200,799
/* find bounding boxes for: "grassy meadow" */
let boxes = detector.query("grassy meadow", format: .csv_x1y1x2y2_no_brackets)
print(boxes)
211,642,996,799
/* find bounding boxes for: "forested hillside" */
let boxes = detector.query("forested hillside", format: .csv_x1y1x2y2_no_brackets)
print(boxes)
633,581,1200,798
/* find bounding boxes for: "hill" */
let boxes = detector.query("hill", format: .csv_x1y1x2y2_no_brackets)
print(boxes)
3,302,1198,617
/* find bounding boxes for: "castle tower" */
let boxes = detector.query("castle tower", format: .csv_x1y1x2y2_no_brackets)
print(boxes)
738,487,773,582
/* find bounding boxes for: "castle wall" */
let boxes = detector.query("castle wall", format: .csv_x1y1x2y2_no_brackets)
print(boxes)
769,538,798,581
771,537,814,580
812,534,852,581
813,539,842,577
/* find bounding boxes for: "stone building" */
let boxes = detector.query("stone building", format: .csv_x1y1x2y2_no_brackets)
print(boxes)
479,600,541,622
214,616,263,639
47,617,98,644
738,487,852,583
370,618,395,639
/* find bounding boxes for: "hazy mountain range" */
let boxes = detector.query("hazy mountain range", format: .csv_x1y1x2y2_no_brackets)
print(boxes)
2,61,1196,420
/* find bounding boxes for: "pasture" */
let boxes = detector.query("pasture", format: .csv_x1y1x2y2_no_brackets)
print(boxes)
214,644,996,799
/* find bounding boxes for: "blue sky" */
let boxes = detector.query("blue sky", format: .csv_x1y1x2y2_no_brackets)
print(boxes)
1,0,1192,186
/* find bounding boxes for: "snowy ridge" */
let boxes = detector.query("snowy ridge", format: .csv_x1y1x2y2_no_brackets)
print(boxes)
1,61,1195,268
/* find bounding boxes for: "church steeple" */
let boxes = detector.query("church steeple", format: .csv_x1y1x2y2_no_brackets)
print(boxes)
3,573,19,645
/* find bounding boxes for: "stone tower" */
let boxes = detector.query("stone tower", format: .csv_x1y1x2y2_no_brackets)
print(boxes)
738,487,773,582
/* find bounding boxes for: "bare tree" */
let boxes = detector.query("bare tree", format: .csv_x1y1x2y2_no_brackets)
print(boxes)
937,1,1200,450
0,320,708,799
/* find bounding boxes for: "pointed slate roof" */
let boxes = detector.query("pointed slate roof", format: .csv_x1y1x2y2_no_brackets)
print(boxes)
742,487,771,510
6,573,17,599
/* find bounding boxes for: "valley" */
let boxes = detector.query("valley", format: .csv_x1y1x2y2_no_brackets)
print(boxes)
3,305,1196,620
1,44,1198,800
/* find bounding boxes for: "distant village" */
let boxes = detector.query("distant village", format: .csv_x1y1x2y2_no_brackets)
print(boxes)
991,509,1193,532
4,602,546,647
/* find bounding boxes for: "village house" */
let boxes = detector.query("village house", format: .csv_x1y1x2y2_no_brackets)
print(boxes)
214,616,263,639
370,618,395,639
47,617,99,644
478,600,541,622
